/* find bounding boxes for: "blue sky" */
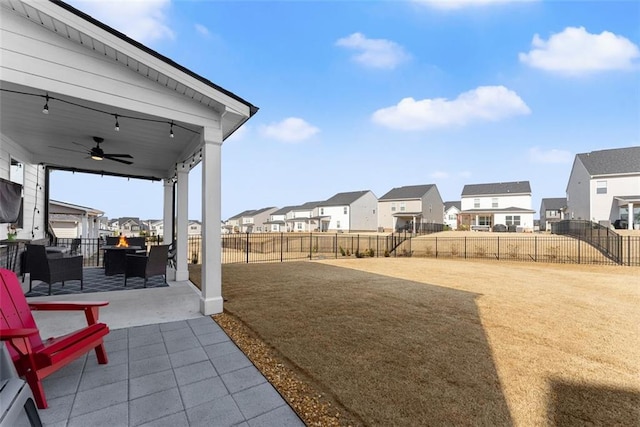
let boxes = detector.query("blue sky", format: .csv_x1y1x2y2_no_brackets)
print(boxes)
52,0,640,221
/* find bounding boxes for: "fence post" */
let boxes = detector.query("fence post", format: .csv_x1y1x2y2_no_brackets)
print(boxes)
246,232,250,264
435,237,438,258
534,236,537,262
280,233,283,263
464,237,467,259
577,235,581,264
376,235,379,257
309,232,313,259
335,234,338,259
497,236,500,261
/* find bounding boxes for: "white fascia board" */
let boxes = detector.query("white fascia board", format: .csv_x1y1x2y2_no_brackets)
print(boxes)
22,0,252,118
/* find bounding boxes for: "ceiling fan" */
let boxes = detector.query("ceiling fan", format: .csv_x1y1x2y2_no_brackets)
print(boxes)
51,136,134,165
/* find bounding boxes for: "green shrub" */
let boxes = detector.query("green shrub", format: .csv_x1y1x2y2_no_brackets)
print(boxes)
339,246,346,256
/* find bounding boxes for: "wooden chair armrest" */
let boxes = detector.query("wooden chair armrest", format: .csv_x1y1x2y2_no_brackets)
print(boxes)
0,327,39,339
28,301,109,311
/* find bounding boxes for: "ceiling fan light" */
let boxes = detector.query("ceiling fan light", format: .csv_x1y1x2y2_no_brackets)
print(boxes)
91,154,103,161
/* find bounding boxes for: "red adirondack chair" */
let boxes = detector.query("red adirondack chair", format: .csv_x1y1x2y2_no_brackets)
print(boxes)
0,268,110,409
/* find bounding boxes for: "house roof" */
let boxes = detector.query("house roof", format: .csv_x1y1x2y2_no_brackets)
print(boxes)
576,146,640,176
50,0,258,118
228,209,256,220
272,206,296,215
541,198,567,210
247,207,277,217
444,201,461,211
49,199,104,215
320,191,371,206
292,201,322,211
379,184,436,200
461,181,531,196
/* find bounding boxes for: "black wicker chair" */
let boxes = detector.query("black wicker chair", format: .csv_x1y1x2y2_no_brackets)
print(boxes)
124,245,169,287
25,244,83,295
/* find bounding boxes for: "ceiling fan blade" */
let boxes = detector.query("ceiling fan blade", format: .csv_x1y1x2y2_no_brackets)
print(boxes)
103,153,133,158
104,155,133,165
71,141,90,149
49,146,88,154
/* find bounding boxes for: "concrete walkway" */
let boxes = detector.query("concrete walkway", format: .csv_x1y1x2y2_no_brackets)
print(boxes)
23,278,304,426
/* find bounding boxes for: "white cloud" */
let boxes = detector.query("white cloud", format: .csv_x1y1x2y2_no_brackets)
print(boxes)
195,24,210,38
260,118,320,143
415,0,536,10
431,171,450,179
67,0,174,44
336,33,410,70
372,86,530,131
528,147,572,164
519,27,640,75
458,171,472,178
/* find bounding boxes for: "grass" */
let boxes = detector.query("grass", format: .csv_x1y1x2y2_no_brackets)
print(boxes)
191,258,640,425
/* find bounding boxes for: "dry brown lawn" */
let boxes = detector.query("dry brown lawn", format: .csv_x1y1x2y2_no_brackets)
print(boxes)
193,258,640,426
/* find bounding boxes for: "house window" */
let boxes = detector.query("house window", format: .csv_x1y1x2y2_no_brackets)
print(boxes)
478,216,492,226
320,208,324,215
373,209,376,214
474,198,480,208
596,180,607,194
391,203,396,212
343,207,348,214
297,222,302,230
492,198,498,208
506,215,521,226
400,202,406,212
336,221,341,228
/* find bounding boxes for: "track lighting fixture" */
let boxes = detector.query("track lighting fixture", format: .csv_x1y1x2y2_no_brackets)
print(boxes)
114,114,120,131
42,94,49,114
170,121,174,138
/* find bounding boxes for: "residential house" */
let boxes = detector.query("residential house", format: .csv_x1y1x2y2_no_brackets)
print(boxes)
0,0,257,315
49,200,103,239
188,220,202,236
565,146,640,229
225,210,256,233
378,184,443,233
111,217,142,237
264,206,295,232
318,190,378,233
459,181,535,231
443,201,461,230
286,202,323,232
539,198,566,232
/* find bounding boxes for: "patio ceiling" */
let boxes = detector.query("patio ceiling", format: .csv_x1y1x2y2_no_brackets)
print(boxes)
1,81,201,181
1,0,257,181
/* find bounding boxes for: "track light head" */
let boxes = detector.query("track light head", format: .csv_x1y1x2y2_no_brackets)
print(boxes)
169,121,174,138
42,94,49,114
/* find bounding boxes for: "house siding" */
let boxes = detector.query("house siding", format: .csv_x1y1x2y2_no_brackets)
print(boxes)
589,175,640,223
421,188,444,224
566,159,591,220
350,191,378,232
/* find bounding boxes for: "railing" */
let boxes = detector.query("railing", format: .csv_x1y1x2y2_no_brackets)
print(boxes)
551,220,622,264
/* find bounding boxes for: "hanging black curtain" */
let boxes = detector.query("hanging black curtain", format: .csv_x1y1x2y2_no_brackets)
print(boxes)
0,177,22,223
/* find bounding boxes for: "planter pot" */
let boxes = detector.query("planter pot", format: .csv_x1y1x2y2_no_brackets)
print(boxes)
7,234,17,241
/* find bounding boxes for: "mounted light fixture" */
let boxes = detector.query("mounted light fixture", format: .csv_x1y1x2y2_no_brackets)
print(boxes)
114,114,120,131
169,121,174,138
42,94,49,114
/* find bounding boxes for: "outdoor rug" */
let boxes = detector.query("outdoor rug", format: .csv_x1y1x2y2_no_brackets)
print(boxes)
25,267,168,297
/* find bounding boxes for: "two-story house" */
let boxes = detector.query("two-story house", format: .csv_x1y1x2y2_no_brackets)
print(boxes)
318,190,378,233
565,146,640,229
460,181,535,231
286,201,323,232
539,198,566,232
225,209,256,233
264,206,294,232
443,201,461,230
378,184,443,233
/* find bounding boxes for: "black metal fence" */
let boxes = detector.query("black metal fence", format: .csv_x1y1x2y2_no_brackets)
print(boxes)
217,232,640,267
552,220,622,264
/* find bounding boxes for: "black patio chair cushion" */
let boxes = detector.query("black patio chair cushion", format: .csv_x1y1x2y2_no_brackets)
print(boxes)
25,244,83,295
124,245,169,287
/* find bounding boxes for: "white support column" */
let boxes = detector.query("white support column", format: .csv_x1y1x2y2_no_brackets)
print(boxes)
200,126,224,315
81,214,88,238
163,179,175,280
629,203,634,230
412,215,416,235
175,165,189,281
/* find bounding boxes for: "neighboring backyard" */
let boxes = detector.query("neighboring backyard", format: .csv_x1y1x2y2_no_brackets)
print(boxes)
191,258,639,426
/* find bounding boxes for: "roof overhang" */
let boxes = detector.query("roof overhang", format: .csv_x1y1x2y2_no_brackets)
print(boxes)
614,196,640,205
1,0,257,181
